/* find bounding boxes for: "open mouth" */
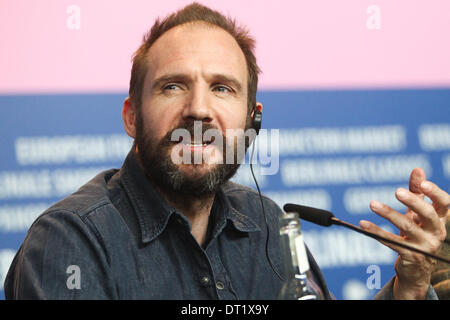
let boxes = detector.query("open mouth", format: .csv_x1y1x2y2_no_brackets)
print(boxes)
169,133,223,165
175,136,216,147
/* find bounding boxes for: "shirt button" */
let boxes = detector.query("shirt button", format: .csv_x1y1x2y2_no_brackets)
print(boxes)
201,276,210,285
216,281,225,290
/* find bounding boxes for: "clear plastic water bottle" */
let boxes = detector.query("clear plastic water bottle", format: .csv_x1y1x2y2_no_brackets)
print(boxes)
277,212,325,300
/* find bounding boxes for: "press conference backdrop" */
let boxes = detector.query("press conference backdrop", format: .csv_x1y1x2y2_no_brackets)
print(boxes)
1,0,450,300
1,89,449,300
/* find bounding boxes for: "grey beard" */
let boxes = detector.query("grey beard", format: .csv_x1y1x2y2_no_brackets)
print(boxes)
155,150,239,196
135,119,242,198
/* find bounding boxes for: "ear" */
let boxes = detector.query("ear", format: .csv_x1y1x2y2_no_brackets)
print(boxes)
122,97,137,139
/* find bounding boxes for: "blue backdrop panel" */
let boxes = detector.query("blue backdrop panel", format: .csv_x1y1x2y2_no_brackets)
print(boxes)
0,89,449,300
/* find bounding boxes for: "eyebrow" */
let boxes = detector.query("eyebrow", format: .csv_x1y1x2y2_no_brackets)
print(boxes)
151,73,243,92
211,74,243,92
151,74,189,90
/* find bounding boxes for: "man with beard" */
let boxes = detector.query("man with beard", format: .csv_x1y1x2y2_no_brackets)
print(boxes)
4,3,449,300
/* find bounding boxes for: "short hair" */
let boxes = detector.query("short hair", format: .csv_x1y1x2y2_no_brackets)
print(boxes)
129,2,260,115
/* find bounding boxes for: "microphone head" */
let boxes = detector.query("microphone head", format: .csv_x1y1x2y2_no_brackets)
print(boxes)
283,203,335,227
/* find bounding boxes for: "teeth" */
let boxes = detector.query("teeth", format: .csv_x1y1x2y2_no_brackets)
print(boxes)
180,141,209,146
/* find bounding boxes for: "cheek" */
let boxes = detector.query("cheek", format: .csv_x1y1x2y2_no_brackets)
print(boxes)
139,105,176,140
220,107,249,130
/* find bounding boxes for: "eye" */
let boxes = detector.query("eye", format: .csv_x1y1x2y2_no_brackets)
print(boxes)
213,85,232,94
163,84,180,91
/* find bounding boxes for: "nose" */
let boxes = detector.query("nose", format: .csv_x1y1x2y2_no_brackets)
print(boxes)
181,86,213,123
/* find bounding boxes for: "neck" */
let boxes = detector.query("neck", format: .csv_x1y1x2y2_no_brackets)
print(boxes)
162,188,215,218
156,185,216,246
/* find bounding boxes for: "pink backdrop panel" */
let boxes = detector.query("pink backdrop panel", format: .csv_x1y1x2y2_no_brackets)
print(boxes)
1,0,449,93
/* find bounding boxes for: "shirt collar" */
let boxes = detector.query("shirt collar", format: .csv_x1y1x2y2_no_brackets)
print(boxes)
118,149,260,245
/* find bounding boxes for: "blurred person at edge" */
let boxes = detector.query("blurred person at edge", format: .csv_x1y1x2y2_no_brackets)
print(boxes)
432,220,450,299
4,2,449,300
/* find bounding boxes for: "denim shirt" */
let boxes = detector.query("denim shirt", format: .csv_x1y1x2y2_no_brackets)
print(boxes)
4,150,437,300
4,149,332,300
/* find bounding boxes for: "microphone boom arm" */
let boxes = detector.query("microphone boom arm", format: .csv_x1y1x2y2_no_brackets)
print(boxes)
331,217,450,265
283,203,450,265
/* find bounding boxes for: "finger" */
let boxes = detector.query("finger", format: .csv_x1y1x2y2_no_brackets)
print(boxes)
369,200,425,240
361,219,443,262
360,220,409,254
409,167,426,198
420,180,450,218
395,188,442,233
405,210,421,225
402,210,421,237
405,167,427,232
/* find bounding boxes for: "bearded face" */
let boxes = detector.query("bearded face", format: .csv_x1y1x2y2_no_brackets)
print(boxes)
126,23,256,197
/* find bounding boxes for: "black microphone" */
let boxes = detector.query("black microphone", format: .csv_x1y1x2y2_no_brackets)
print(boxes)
283,203,450,265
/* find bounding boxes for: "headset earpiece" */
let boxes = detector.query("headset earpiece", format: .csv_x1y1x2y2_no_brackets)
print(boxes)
252,103,262,135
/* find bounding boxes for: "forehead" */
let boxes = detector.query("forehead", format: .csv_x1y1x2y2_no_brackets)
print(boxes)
145,22,248,84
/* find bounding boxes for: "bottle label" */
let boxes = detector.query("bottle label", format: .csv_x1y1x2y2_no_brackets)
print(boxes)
295,234,310,274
